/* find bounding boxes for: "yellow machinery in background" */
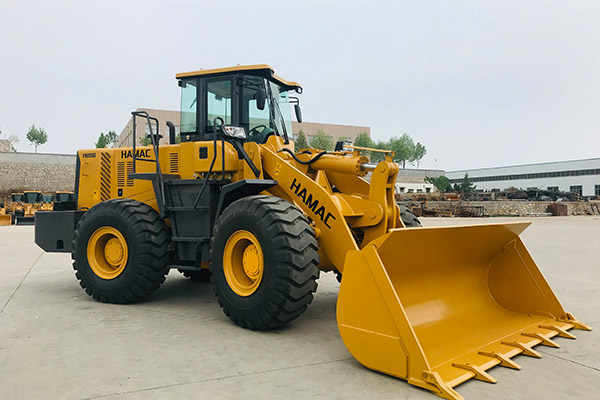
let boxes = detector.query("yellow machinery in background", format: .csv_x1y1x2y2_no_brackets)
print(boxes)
16,191,42,225
8,192,24,217
0,200,11,226
33,65,590,400
52,191,75,211
40,193,54,211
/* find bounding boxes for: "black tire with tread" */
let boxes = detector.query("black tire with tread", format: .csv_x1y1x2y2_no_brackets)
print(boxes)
72,199,170,304
210,195,320,330
398,203,422,227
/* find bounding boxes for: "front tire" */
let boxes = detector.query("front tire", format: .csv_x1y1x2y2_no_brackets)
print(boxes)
72,199,169,304
210,195,320,330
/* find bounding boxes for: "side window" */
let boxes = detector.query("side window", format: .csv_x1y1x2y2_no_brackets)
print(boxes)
180,79,197,133
206,79,232,130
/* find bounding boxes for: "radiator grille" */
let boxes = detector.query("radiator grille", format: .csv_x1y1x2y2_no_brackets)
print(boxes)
100,153,111,201
170,153,179,174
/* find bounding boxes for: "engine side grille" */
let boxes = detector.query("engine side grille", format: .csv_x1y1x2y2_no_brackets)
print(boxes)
126,161,134,186
117,162,125,187
170,153,179,174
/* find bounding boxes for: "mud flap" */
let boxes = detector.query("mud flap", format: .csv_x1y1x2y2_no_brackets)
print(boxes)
337,222,590,400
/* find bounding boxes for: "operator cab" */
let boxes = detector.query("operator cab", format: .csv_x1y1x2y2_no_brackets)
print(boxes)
23,191,42,204
176,65,302,144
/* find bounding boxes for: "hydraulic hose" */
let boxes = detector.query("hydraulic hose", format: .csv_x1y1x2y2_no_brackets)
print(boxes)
278,148,328,165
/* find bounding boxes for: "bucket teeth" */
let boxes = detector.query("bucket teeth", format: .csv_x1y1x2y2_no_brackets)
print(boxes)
452,363,497,383
502,341,542,358
421,370,464,400
521,332,560,348
539,324,576,339
479,351,522,370
564,312,592,331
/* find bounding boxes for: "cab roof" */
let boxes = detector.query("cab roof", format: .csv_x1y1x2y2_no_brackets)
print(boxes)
175,64,302,92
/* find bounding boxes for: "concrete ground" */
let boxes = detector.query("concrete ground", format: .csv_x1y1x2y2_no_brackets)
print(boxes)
0,217,598,400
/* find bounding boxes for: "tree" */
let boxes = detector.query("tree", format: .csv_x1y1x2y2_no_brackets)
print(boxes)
457,173,477,193
95,130,118,148
353,131,374,148
139,136,153,146
295,129,308,151
426,176,452,192
309,129,334,151
26,124,48,153
8,134,19,152
389,133,416,168
370,140,389,163
413,142,426,168
353,131,375,158
106,130,117,146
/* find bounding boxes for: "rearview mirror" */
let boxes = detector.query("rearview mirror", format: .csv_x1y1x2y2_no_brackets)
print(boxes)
256,88,266,110
294,104,302,123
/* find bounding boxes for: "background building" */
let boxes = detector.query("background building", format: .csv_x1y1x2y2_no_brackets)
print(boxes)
395,169,445,194
446,158,600,197
115,108,181,148
115,108,370,147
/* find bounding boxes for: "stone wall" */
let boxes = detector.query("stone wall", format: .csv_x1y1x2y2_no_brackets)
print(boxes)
0,152,76,196
418,200,600,217
397,168,445,184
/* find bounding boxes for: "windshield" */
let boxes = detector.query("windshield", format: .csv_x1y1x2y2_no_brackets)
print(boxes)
12,194,23,202
57,193,72,202
42,194,53,203
240,76,293,143
24,192,41,203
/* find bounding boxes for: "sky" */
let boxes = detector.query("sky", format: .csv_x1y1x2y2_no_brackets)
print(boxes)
0,0,598,171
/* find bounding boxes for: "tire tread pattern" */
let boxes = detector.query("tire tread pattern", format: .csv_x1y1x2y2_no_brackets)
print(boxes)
72,199,169,304
210,195,320,330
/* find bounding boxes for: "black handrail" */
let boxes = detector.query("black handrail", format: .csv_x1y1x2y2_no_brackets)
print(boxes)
131,110,166,215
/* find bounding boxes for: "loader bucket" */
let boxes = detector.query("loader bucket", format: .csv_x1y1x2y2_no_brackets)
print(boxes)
0,214,12,226
337,222,590,400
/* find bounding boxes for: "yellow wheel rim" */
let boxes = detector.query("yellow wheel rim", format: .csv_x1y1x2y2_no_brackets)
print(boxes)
223,230,264,297
87,226,128,280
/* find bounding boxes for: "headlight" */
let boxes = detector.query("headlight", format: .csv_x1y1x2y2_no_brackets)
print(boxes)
222,125,248,140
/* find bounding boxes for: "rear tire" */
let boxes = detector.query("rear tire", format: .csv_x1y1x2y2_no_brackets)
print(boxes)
210,195,320,330
398,204,422,227
72,199,169,304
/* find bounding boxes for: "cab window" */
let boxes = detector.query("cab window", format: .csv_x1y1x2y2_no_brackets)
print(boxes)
206,79,232,131
241,76,271,141
180,79,197,134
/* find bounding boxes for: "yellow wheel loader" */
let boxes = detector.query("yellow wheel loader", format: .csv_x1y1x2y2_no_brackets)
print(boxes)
40,193,54,211
34,65,590,400
6,192,25,225
16,190,42,225
0,201,11,226
53,191,75,211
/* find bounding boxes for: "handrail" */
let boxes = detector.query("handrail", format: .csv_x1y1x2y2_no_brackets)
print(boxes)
131,110,167,216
